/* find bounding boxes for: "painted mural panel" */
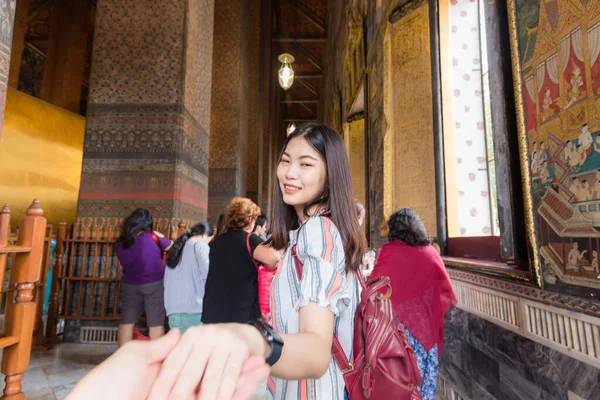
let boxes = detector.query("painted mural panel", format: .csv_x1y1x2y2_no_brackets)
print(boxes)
514,0,600,289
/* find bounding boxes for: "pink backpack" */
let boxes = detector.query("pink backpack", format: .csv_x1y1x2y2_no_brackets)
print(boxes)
246,234,276,321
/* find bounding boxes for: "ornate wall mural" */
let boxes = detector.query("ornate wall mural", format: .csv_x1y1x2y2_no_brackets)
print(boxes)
511,0,600,290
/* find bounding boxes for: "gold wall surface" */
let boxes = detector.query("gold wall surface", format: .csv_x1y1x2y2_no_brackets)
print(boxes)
348,118,367,237
0,88,85,227
387,3,437,237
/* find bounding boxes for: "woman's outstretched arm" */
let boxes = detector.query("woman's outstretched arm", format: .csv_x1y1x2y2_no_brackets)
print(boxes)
236,301,335,379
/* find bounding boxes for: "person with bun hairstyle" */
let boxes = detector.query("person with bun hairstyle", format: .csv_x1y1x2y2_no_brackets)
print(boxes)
164,221,213,334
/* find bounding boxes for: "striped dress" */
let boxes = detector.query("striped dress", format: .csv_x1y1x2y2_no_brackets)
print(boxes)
268,215,360,400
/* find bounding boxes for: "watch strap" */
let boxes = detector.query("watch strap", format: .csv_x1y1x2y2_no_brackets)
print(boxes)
265,339,283,366
249,319,284,367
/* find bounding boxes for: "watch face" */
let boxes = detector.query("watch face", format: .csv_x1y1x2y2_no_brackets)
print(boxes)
270,329,283,345
254,319,283,345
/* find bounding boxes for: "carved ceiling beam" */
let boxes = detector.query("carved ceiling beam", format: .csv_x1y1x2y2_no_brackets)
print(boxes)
295,72,322,79
293,42,322,70
272,36,327,43
281,100,319,104
287,0,325,32
297,79,319,96
300,103,316,115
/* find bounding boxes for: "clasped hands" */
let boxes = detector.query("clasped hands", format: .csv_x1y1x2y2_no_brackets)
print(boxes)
67,324,270,400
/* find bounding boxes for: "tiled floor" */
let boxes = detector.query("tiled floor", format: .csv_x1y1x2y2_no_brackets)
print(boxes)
0,343,117,400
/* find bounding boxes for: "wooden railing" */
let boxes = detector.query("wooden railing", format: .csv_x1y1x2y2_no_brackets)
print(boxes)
2,227,53,353
1,225,53,349
46,220,187,344
0,200,47,398
33,225,52,348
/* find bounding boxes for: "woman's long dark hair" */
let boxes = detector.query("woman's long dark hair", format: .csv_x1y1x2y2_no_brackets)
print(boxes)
116,208,153,250
215,214,226,236
270,123,367,273
387,208,432,247
166,222,213,269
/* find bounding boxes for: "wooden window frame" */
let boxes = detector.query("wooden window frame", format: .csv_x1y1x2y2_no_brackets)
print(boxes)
430,0,530,278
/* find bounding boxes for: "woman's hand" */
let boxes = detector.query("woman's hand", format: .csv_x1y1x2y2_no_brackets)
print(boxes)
67,326,269,400
67,328,181,400
148,323,269,400
254,244,281,268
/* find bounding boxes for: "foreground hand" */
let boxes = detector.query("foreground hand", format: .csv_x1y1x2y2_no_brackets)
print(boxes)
67,328,181,400
148,323,269,400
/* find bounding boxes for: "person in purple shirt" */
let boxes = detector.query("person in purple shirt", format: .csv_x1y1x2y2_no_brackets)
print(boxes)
115,209,172,347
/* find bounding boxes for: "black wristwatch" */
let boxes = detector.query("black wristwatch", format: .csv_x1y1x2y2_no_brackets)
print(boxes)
250,318,284,366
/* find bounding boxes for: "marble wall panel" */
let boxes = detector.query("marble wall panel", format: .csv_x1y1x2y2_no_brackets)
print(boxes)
442,307,600,400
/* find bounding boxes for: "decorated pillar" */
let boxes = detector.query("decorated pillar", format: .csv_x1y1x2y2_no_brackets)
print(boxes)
76,0,215,229
208,0,252,221
7,0,26,89
245,0,262,205
0,0,17,143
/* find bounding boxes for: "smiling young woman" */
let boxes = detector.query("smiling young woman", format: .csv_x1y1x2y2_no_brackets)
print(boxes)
140,123,367,400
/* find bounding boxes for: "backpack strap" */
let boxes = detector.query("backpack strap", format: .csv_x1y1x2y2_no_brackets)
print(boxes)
150,232,167,263
290,245,303,281
291,245,353,373
149,232,161,248
246,233,259,269
150,232,157,244
331,336,354,373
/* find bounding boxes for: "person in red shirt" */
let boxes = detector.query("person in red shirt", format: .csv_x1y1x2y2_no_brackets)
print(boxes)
370,208,456,400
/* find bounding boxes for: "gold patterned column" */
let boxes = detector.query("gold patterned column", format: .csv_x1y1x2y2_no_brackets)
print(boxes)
0,1,17,144
208,0,252,220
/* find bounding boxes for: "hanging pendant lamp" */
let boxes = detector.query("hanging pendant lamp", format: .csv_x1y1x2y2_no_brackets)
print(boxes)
278,53,295,90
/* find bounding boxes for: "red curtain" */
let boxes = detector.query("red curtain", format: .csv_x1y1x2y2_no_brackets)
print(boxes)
524,81,537,131
591,56,600,95
538,68,560,120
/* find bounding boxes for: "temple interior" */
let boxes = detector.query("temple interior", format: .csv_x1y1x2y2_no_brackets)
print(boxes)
0,0,599,399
